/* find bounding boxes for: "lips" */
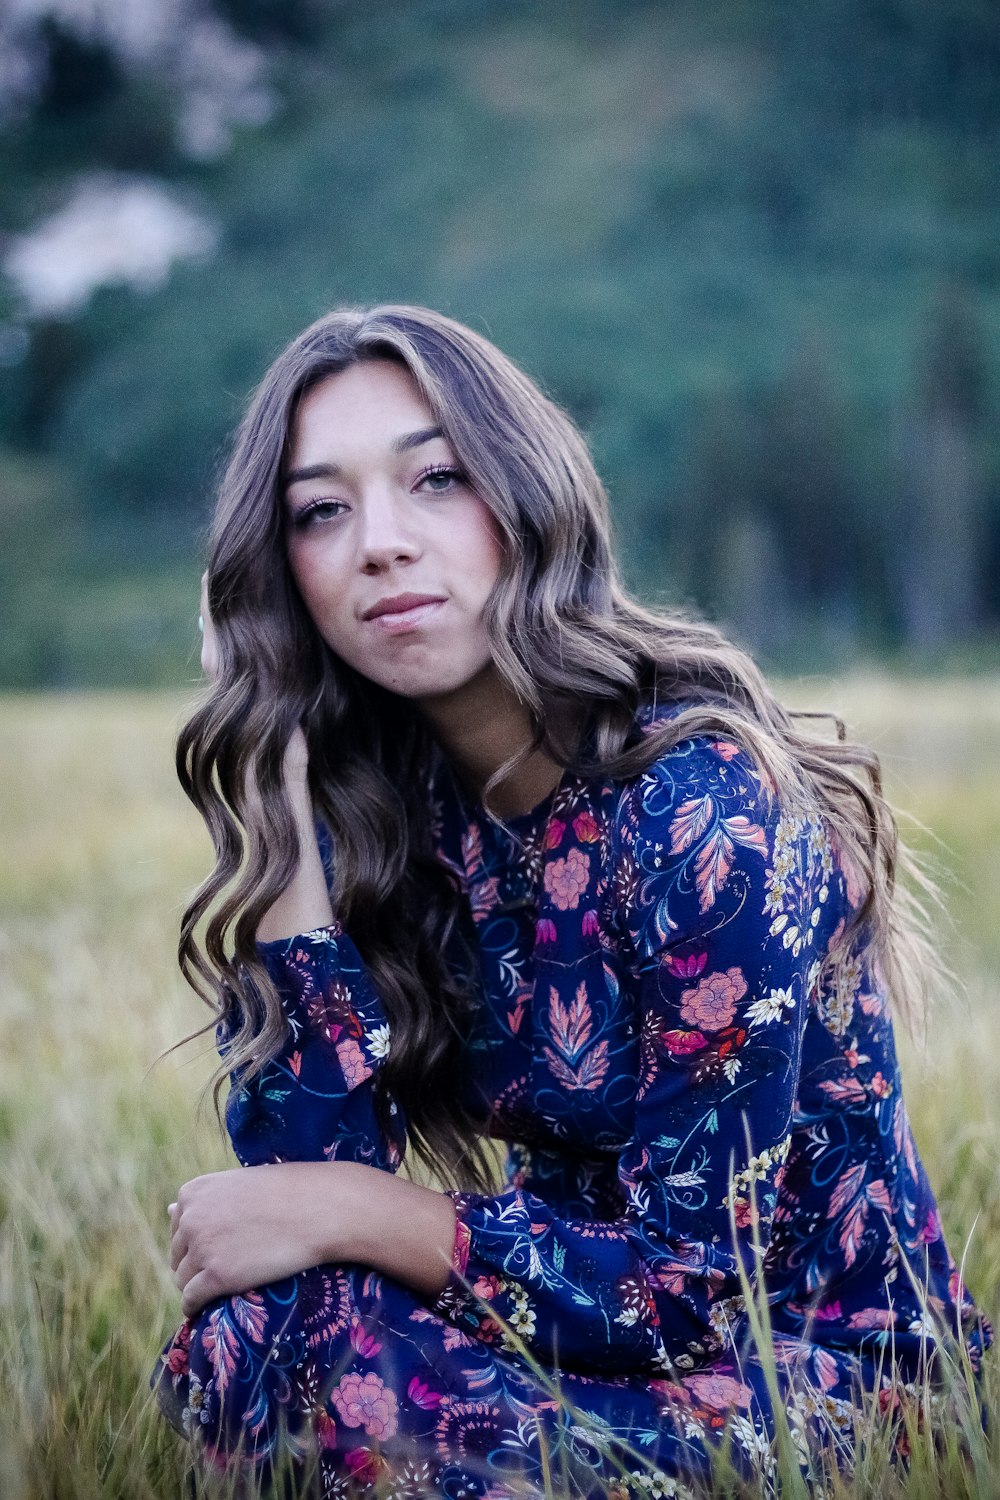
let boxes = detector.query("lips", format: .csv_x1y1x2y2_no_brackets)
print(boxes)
362,592,447,621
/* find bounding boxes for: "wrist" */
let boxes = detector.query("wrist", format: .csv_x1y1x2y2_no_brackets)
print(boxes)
288,781,315,827
297,1162,359,1267
339,1164,457,1298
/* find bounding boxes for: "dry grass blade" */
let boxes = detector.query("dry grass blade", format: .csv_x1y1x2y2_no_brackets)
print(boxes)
0,682,997,1498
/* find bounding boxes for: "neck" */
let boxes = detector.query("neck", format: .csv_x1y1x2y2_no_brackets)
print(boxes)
418,665,572,820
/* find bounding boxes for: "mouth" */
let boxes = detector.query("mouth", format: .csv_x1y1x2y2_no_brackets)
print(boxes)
363,596,447,635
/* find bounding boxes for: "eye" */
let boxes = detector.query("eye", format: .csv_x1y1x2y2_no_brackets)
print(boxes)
289,498,346,529
414,464,466,494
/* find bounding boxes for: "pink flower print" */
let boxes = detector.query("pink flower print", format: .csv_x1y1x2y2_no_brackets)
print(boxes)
848,1308,895,1330
343,1447,390,1485
544,846,590,911
469,876,502,921
581,908,599,937
164,1321,191,1375
919,1208,942,1244
572,810,600,843
472,1312,502,1344
679,967,747,1032
407,1376,444,1410
336,1036,373,1089
535,917,557,944
711,741,740,762
472,1273,505,1300
348,1317,383,1358
814,1299,843,1322
732,1197,755,1229
331,1372,399,1440
442,1324,477,1352
684,1370,752,1412
453,1217,472,1279
315,1408,338,1450
648,1377,691,1407
662,1028,708,1056
665,950,707,980
544,819,566,850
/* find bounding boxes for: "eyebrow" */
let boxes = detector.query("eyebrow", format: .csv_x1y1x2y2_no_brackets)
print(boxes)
284,425,445,489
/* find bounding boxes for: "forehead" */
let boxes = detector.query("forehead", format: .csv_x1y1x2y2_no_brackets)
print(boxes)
289,360,437,461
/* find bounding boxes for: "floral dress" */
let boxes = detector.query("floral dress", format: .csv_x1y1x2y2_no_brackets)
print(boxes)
152,701,992,1498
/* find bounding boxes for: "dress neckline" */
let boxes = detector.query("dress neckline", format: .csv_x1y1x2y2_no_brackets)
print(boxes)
440,754,568,838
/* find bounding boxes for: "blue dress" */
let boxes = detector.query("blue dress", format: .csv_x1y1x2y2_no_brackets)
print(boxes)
153,701,992,1497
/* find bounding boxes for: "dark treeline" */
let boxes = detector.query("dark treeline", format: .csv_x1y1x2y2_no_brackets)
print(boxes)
0,0,998,687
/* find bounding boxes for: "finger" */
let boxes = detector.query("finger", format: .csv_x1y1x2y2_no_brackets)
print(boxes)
181,1265,233,1321
181,1270,213,1320
174,1246,200,1297
169,1227,189,1274
199,575,221,679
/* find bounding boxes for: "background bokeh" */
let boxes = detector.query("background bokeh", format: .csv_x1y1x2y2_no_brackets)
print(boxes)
3,9,1000,1496
1,0,999,688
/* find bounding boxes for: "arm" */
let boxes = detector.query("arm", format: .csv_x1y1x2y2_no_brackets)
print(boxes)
169,1160,456,1317
199,568,332,943
254,729,334,941
171,578,455,1311
427,738,825,1377
172,792,459,1312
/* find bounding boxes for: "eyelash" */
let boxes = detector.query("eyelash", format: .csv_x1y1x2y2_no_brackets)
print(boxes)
289,465,466,528
413,463,466,491
290,499,344,529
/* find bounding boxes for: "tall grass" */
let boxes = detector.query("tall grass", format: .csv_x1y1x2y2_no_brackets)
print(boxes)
1,679,997,1498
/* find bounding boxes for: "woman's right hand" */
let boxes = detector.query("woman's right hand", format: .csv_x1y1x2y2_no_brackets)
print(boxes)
199,570,221,680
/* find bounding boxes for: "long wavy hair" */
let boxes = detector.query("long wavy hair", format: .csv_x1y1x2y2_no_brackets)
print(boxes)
177,302,940,1194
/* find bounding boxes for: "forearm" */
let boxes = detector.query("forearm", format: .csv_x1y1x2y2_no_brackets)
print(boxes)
170,1161,457,1316
335,1162,457,1300
256,780,334,942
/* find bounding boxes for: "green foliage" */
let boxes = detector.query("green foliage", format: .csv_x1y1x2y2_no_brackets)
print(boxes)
1,0,999,685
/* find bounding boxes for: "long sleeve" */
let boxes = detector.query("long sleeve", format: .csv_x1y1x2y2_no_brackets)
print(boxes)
223,818,401,1174
429,737,837,1378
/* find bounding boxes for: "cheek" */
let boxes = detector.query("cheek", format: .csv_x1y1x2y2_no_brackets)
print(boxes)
460,502,505,598
286,543,348,640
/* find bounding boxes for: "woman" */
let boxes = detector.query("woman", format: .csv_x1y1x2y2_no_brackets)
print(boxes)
152,304,991,1498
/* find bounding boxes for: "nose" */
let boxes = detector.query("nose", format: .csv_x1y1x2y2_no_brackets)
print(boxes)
356,485,422,573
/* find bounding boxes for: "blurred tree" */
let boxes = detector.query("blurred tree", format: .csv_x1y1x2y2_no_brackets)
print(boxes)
36,18,124,119
669,343,861,662
894,285,990,649
217,0,325,44
1,0,999,684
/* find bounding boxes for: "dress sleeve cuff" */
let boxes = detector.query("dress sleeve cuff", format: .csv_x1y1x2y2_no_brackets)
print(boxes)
255,919,344,970
427,1189,479,1321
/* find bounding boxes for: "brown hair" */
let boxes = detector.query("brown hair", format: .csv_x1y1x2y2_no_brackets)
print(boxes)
176,303,939,1192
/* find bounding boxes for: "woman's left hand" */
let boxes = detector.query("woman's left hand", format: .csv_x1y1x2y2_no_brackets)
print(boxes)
168,1160,457,1319
168,1162,355,1318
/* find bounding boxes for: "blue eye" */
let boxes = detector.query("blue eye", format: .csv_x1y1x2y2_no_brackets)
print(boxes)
290,499,344,528
415,464,465,493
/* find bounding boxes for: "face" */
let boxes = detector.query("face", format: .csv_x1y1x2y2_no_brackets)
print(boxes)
283,359,504,706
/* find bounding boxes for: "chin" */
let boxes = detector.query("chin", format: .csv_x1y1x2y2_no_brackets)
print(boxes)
382,666,488,703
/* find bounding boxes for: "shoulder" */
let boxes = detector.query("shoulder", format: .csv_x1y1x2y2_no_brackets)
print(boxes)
603,700,839,957
611,700,777,850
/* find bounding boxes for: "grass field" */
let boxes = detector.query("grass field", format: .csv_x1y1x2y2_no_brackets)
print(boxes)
1,680,998,1499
